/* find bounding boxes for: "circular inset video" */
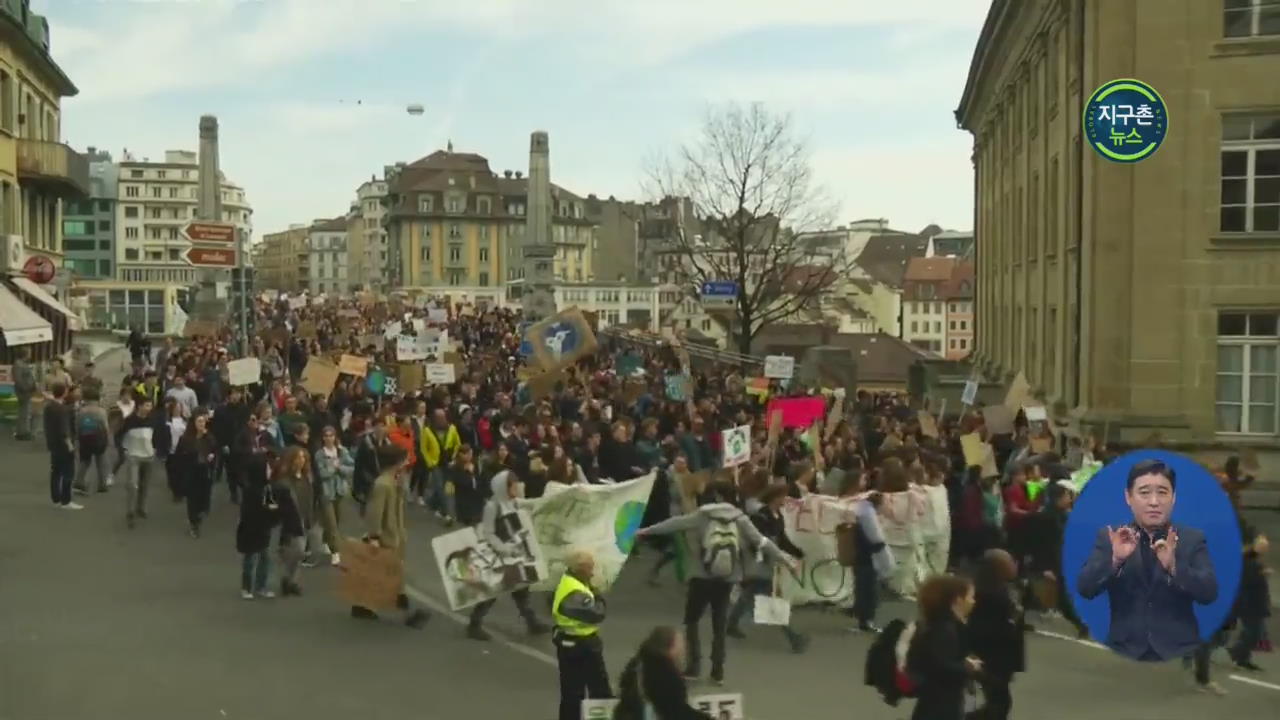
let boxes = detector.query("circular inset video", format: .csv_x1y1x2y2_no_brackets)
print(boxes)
1061,450,1243,662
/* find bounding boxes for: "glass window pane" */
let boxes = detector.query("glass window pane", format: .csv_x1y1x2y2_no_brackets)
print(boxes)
1257,178,1280,205
1262,7,1280,35
146,308,164,334
1251,345,1279,374
1222,150,1248,177
1257,115,1280,140
147,290,163,305
1218,372,1244,402
1219,313,1248,336
1217,404,1244,432
108,290,124,303
1249,314,1279,338
1223,116,1254,141
1221,206,1247,232
127,290,144,304
1250,373,1276,402
1247,404,1275,434
1254,205,1280,232
1258,149,1280,177
1222,178,1248,204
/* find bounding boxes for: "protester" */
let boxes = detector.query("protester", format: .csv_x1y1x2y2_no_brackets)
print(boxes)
726,483,809,653
176,411,219,537
613,626,713,720
313,425,354,566
117,396,159,528
273,446,312,597
966,549,1025,720
1228,526,1271,672
907,574,981,720
73,387,112,495
466,469,549,640
351,443,430,628
44,382,78,510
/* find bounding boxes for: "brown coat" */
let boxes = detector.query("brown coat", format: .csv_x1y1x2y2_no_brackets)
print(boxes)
364,469,408,559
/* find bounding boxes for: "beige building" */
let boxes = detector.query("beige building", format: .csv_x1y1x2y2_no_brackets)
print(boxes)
957,0,1280,443
352,175,389,291
256,225,309,293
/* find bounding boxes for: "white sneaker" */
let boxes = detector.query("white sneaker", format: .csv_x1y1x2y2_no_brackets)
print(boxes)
330,552,341,566
240,590,254,600
256,590,276,599
64,502,84,510
105,475,114,487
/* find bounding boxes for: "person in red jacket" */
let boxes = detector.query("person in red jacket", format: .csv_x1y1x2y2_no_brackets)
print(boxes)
1002,464,1041,566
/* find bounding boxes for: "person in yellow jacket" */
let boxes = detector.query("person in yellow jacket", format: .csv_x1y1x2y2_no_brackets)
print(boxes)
552,550,612,720
419,408,461,522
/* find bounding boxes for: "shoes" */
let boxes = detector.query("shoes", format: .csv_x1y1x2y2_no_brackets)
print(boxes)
727,626,746,640
856,621,882,633
73,487,88,496
405,610,430,629
1196,681,1227,696
790,635,811,654
682,669,701,682
281,582,302,597
709,675,724,687
330,552,341,566
189,526,200,539
467,625,492,641
351,606,379,620
396,593,410,611
240,590,254,600
1234,659,1263,672
301,558,318,568
256,590,276,599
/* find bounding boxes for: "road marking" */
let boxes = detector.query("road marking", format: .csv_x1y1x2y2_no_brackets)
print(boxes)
403,585,558,667
1032,627,1280,693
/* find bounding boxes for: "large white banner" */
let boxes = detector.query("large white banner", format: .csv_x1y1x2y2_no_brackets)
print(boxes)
526,473,656,592
778,493,859,605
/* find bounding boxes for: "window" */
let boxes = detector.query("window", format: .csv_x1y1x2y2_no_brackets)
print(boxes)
99,260,111,277
949,303,957,313
479,247,489,263
1225,0,1280,37
124,206,138,218
479,271,489,287
125,186,139,198
933,302,942,314
130,170,143,179
124,248,139,260
150,186,161,198
418,195,433,213
449,245,461,262
62,220,89,235
1030,171,1040,258
949,320,957,331
125,227,138,239
157,170,166,179
478,197,491,214
1221,114,1280,232
98,220,111,231
148,207,161,219
1218,311,1280,434
446,196,462,213
64,238,95,252
168,187,178,198
449,224,461,239
168,228,179,240
0,71,11,132
933,321,941,333
168,248,180,261
911,321,919,333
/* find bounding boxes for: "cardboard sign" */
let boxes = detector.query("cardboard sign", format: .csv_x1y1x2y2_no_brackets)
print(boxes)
227,357,261,387
722,425,751,467
960,433,986,467
358,334,383,351
183,319,219,339
338,538,403,611
1024,405,1048,422
764,355,795,379
426,363,457,385
918,410,939,438
338,354,369,377
527,369,567,401
1030,434,1054,454
980,444,1000,478
398,363,425,394
295,321,317,339
1003,372,1031,413
526,306,598,371
982,404,1016,435
300,357,340,397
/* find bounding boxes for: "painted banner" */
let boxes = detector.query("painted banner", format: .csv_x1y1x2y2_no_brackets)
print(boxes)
583,694,743,720
778,493,861,605
526,473,656,592
431,509,548,611
765,396,826,429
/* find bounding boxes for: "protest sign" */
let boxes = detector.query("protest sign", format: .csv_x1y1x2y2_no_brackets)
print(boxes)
296,321,317,339
383,321,403,339
432,509,547,611
582,694,744,720
338,354,369,377
722,425,751,467
960,433,986,467
1003,372,1031,413
665,372,691,401
526,306,598,371
982,404,1015,435
527,473,655,593
425,363,456,385
778,493,861,605
764,354,795,379
300,358,340,397
918,410,939,438
396,335,427,361
227,357,261,387
398,363,425,394
337,538,402,611
765,396,825,428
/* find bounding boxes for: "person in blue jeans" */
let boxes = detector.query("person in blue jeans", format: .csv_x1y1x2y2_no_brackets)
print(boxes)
44,383,79,510
235,456,280,599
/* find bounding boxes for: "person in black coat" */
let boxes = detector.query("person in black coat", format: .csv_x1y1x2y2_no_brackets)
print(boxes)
907,574,981,720
1229,527,1271,671
212,386,251,496
1024,481,1088,638
175,412,220,537
727,483,809,653
613,626,713,720
966,549,1025,720
353,417,392,511
448,445,488,527
235,456,279,599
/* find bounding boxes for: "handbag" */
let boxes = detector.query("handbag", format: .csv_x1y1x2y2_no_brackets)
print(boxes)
836,522,858,567
753,567,792,626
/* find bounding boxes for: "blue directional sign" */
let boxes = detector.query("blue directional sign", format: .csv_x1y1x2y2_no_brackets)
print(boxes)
700,281,738,309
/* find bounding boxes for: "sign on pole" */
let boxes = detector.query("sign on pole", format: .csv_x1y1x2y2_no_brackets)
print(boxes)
763,355,795,379
181,221,236,244
700,280,738,309
184,246,236,268
722,425,751,467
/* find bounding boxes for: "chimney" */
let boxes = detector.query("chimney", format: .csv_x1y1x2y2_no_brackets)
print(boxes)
515,170,523,179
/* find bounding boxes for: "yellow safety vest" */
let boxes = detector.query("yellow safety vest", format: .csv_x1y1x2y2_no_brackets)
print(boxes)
551,573,599,637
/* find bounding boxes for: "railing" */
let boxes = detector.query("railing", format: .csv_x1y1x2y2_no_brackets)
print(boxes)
15,139,89,197
599,326,763,368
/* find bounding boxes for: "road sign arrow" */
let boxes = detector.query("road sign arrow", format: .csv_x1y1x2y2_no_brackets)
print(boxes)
184,246,237,268
182,222,236,244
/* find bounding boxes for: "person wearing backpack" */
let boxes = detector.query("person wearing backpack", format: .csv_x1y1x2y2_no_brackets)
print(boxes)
637,480,798,685
73,388,112,495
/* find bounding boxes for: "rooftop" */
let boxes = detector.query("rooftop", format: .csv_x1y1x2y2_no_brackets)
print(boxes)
855,233,930,288
904,256,957,283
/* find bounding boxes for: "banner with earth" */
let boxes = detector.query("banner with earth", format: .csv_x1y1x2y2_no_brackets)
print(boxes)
525,472,656,592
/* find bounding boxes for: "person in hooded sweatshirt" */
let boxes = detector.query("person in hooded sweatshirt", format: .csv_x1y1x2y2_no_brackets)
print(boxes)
636,480,798,685
613,626,713,720
465,467,551,641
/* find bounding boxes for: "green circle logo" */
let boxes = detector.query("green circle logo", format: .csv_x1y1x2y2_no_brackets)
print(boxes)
613,501,646,554
1083,78,1168,163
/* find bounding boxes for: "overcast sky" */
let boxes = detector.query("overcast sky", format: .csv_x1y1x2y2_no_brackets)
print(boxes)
44,0,989,242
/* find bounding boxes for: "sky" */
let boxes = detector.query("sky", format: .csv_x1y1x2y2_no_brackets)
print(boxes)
44,0,991,242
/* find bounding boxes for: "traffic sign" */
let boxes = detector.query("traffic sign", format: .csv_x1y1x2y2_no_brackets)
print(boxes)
700,280,737,309
182,221,236,244
184,246,237,268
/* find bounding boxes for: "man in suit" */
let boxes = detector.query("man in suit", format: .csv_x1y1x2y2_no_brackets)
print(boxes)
1077,459,1218,661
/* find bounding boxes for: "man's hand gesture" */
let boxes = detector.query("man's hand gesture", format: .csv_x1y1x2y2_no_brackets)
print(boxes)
1107,525,1139,568
1152,528,1178,575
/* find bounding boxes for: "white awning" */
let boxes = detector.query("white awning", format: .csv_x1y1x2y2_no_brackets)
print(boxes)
0,284,53,346
10,277,84,331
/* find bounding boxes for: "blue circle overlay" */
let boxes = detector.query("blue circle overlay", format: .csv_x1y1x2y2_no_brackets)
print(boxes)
1083,78,1168,163
1062,450,1242,653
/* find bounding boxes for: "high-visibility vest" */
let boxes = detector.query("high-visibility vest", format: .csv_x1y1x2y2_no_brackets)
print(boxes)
551,573,599,637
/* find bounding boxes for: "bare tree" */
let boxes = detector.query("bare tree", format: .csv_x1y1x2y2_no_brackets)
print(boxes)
647,102,844,355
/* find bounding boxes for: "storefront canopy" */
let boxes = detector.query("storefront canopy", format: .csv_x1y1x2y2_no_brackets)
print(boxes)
10,277,83,331
0,284,53,346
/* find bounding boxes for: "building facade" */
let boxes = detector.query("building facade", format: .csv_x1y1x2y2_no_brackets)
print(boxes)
307,217,348,295
256,225,309,293
353,175,388,291
957,0,1280,442
113,149,251,285
385,148,596,292
62,147,115,280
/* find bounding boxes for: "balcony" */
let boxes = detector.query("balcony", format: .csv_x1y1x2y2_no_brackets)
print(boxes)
16,139,90,198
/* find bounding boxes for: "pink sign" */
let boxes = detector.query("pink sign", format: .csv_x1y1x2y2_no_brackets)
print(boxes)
766,396,826,429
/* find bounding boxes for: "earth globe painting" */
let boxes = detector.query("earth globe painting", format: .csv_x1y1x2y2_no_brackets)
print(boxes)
614,501,646,554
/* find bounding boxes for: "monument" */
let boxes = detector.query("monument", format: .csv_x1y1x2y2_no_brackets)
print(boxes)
521,131,557,323
190,115,227,323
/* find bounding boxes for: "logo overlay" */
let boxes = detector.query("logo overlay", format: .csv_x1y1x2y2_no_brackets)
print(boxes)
1084,79,1168,163
543,321,579,358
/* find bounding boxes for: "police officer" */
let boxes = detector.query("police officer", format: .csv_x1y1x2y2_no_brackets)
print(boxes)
552,549,612,720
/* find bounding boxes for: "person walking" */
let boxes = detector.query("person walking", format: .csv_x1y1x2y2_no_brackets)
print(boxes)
613,626,713,720
552,549,612,720
906,574,982,720
726,483,809,653
465,469,550,641
117,396,159,528
235,454,279,599
350,442,430,628
1228,526,1271,672
966,549,1025,720
273,446,313,597
313,425,354,566
12,348,37,440
176,411,218,538
73,388,112,495
44,383,79,510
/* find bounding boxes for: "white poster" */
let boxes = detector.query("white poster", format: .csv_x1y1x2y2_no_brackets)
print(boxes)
777,493,860,605
383,321,403,339
412,318,426,333
582,694,743,720
722,425,751,467
1024,404,1048,422
426,363,456,384
428,308,448,324
227,357,261,387
431,509,548,611
396,334,427,361
764,355,795,379
962,378,979,406
288,296,306,310
527,473,656,593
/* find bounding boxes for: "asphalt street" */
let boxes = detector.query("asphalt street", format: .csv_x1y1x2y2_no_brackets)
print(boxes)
2,430,1279,720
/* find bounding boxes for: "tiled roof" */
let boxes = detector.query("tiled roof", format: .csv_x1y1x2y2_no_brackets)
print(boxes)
856,233,929,288
904,256,956,282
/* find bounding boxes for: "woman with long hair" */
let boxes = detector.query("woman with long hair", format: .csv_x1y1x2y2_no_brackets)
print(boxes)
613,626,712,720
235,455,279,599
313,425,354,566
273,446,313,597
906,574,981,720
161,397,186,502
176,411,219,537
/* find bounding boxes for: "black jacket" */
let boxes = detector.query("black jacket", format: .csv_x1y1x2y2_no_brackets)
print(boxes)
750,506,804,558
613,653,712,720
449,464,487,527
213,401,251,450
235,458,279,554
1235,551,1272,621
967,571,1026,677
906,616,971,720
43,400,72,454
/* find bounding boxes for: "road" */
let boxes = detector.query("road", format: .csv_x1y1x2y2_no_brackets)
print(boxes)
2,431,1279,720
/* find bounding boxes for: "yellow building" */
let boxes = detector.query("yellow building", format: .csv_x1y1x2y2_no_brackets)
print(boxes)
956,0,1280,444
256,225,309,293
386,148,596,292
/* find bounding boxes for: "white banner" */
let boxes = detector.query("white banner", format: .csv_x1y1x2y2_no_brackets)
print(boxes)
583,694,743,720
778,493,859,605
396,334,427,361
227,357,261,387
431,509,548,611
383,321,403,339
764,355,795,379
526,473,656,592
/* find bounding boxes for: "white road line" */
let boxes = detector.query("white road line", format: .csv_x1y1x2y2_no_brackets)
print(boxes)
1033,628,1280,693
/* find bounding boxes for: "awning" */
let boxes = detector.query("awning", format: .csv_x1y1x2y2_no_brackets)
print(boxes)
10,277,84,331
0,284,54,346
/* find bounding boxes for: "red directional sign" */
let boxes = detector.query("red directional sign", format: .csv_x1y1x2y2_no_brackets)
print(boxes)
182,221,235,244
184,246,236,268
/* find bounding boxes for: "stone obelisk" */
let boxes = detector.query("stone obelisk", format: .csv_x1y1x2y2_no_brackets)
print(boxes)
191,115,225,323
521,130,557,323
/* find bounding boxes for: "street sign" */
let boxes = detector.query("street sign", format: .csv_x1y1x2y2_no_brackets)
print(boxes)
700,280,738,309
182,221,236,244
184,246,236,268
